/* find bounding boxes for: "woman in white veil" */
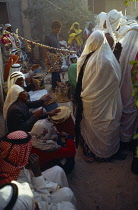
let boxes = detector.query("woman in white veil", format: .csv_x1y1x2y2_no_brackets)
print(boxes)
94,12,107,31
75,30,122,161
119,25,138,144
104,9,122,49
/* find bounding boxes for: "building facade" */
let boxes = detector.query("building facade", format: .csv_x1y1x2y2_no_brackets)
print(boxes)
88,0,138,17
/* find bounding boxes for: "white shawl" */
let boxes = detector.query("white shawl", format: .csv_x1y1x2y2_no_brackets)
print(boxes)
7,71,25,91
119,25,138,89
94,12,107,31
117,25,130,42
3,84,24,120
119,25,138,142
0,181,34,210
77,30,122,158
106,9,122,47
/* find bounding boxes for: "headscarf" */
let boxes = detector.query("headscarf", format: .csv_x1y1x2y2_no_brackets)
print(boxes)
119,25,138,88
7,71,25,91
77,30,107,77
30,119,61,151
94,12,107,31
0,181,34,209
127,20,137,26
9,63,22,80
106,9,123,47
68,22,83,46
4,23,12,30
117,25,130,42
77,30,121,96
3,84,24,120
120,18,127,27
0,131,32,185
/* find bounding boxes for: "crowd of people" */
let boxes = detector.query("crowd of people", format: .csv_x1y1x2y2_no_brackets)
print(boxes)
0,8,138,209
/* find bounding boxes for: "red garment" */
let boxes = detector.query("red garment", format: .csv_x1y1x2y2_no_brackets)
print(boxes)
4,54,20,81
0,131,32,185
1,34,12,45
31,138,76,171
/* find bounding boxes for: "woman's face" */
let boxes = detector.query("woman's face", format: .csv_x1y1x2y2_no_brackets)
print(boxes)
74,24,79,29
16,77,24,87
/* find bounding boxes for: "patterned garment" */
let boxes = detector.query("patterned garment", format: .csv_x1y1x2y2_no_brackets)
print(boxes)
30,119,61,151
0,131,32,185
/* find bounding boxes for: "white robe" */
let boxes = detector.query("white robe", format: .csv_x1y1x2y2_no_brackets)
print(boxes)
77,31,122,158
119,25,138,142
17,166,76,210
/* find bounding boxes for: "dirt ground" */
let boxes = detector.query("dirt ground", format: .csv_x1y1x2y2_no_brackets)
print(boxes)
0,72,138,210
68,147,138,210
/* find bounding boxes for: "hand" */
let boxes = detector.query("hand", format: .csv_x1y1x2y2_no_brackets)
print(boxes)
33,108,43,118
59,131,69,139
40,94,52,104
25,153,41,177
47,108,61,116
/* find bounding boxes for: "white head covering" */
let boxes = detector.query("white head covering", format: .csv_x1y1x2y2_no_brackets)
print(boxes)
120,18,127,27
117,25,130,42
119,25,138,86
8,71,25,91
127,20,137,26
3,84,24,120
0,181,34,210
77,30,107,76
129,23,138,27
94,12,107,31
4,23,12,30
77,30,121,86
106,9,123,47
9,63,22,78
11,49,18,55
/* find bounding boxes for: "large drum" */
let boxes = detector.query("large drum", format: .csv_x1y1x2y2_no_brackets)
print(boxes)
51,106,75,136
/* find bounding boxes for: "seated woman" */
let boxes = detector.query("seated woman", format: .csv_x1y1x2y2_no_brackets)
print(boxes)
7,70,58,112
3,84,60,132
30,119,76,174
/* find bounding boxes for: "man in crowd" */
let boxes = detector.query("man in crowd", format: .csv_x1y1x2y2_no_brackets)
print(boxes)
44,20,62,92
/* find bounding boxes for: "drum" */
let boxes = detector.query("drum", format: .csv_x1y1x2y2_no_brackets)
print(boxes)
51,106,75,136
